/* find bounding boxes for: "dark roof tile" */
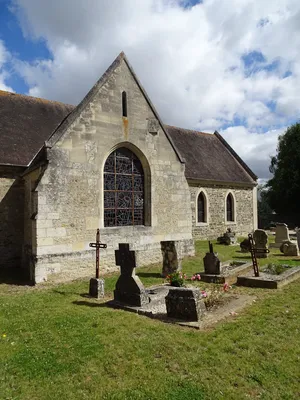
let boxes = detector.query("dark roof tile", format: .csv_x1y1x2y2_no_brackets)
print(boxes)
0,90,74,166
165,125,256,184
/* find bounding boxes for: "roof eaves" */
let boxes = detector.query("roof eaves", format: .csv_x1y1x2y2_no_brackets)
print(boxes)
214,131,258,181
186,176,257,187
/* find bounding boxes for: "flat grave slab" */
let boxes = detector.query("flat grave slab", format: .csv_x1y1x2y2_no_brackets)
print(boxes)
199,260,253,285
237,266,300,289
107,284,255,330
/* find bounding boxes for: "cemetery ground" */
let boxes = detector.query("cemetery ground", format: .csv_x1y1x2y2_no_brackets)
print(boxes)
1,240,300,400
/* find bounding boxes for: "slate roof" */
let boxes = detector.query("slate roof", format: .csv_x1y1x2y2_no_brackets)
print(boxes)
0,90,74,166
165,125,256,184
0,92,256,184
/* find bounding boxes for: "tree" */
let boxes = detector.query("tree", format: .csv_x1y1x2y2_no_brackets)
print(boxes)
266,122,300,217
257,184,274,229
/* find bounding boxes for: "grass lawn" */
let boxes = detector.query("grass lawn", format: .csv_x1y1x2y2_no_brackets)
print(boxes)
1,240,300,400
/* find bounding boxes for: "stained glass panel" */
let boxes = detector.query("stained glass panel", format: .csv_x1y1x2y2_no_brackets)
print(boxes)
117,192,132,208
104,192,115,209
104,174,115,190
117,209,133,226
116,175,132,191
104,147,145,227
133,158,143,175
104,153,115,173
104,210,116,227
134,176,144,192
134,209,144,225
134,193,144,209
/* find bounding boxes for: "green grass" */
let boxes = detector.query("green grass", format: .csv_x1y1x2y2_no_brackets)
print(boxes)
1,240,300,399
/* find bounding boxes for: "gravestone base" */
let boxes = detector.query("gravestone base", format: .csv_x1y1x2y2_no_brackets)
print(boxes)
165,287,206,321
89,278,105,299
114,287,149,307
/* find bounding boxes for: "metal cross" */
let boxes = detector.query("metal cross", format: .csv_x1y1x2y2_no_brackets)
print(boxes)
248,233,270,277
89,229,107,279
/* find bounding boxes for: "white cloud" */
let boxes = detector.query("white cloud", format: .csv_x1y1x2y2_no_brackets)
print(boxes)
0,40,14,91
8,0,300,179
220,126,284,180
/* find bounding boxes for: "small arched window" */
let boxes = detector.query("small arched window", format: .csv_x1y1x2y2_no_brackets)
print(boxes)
197,192,207,223
226,193,234,222
104,147,144,227
122,91,127,117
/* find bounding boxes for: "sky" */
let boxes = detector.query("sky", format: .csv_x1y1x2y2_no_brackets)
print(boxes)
0,0,300,182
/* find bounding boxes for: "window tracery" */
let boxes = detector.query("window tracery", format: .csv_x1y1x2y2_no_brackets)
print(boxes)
104,148,144,227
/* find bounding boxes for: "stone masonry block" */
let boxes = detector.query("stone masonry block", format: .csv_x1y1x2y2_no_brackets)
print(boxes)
46,227,67,238
86,217,99,230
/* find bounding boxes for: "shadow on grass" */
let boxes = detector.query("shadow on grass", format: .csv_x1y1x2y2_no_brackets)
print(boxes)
72,300,109,308
0,268,33,286
234,255,252,260
136,272,162,278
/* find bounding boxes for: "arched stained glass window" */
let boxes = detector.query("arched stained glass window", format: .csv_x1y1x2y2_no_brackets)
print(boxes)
104,148,144,227
197,192,206,223
226,193,234,222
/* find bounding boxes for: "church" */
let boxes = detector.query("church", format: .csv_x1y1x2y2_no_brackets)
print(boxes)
0,52,257,283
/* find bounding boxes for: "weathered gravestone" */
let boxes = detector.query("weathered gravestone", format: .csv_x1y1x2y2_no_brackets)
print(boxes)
274,223,290,247
203,242,221,274
240,238,251,253
114,244,149,307
161,241,182,278
217,228,237,245
253,229,268,258
280,240,299,256
296,229,300,249
165,287,206,321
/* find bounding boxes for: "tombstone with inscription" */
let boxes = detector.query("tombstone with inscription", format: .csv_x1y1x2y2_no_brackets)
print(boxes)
253,229,268,258
114,243,149,307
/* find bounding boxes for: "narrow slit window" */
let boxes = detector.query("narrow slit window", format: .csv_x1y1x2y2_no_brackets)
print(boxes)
226,193,234,222
122,91,127,117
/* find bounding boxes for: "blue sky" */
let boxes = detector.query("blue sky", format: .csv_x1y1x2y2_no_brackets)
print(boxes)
0,0,299,181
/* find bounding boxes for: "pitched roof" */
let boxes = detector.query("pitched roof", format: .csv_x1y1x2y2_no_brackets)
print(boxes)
0,90,74,166
0,53,256,184
165,125,257,184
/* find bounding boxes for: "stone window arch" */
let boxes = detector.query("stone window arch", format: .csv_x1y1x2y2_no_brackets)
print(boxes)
196,188,209,225
226,192,235,222
103,146,150,227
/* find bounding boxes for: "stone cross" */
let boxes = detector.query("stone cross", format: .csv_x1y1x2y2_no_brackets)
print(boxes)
115,243,136,276
114,243,149,307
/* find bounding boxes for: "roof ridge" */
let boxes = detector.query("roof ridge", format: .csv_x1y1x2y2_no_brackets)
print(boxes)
0,89,75,109
165,124,213,136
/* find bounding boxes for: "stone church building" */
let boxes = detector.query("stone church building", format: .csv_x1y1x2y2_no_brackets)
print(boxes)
0,52,257,283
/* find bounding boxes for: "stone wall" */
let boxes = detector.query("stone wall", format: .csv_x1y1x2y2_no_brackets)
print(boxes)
190,183,256,240
32,59,194,283
0,166,25,270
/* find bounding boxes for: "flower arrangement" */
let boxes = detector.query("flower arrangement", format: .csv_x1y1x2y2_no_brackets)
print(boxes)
166,271,187,287
191,273,201,281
